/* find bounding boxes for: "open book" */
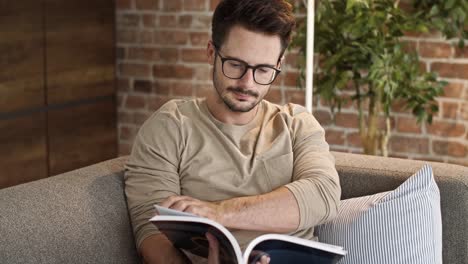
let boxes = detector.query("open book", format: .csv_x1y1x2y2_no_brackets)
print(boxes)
150,205,347,264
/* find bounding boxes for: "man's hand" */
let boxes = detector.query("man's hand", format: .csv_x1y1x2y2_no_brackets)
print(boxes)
160,196,225,223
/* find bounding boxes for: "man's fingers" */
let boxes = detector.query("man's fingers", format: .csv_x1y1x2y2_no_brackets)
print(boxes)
160,195,193,209
206,232,220,264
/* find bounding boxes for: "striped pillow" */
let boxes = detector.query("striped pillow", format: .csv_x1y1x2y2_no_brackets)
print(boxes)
315,165,442,264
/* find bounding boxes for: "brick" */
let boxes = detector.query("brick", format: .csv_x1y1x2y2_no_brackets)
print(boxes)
264,88,282,104
396,116,422,133
143,14,156,28
159,48,179,62
117,94,125,108
153,64,194,79
128,47,161,61
190,32,210,47
325,129,345,145
210,0,220,10
441,102,458,119
119,63,152,78
461,103,468,120
193,66,210,81
125,95,147,109
148,95,171,111
162,0,182,11
117,13,140,28
182,49,207,63
419,42,452,58
335,112,359,128
136,0,159,10
427,121,465,137
191,15,212,29
179,15,193,28
433,140,466,158
118,110,134,123
116,0,133,10
139,30,153,44
119,125,135,141
134,80,153,93
119,143,133,156
285,89,305,105
283,71,300,87
159,15,177,28
172,82,193,96
116,47,126,60
391,99,412,114
312,110,332,126
285,52,300,68
116,30,138,44
117,78,131,92
442,82,464,98
184,0,206,11
431,63,468,79
454,46,468,58
346,132,362,147
390,136,429,154
154,31,189,45
402,40,417,54
134,112,151,125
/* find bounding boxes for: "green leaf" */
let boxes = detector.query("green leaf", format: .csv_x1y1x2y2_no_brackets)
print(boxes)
444,0,456,10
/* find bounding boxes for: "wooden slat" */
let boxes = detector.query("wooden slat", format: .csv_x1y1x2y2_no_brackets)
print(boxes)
48,99,117,175
0,0,45,113
0,113,48,189
45,0,115,104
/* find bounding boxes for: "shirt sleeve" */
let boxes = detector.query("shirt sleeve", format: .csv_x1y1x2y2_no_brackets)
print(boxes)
284,110,341,231
124,110,184,249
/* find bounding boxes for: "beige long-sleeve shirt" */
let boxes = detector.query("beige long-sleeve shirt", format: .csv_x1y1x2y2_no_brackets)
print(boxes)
124,98,340,250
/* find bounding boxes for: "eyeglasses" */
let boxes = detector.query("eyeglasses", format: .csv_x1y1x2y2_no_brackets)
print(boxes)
215,49,281,85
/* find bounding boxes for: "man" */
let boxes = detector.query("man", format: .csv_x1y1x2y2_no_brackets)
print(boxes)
124,0,341,263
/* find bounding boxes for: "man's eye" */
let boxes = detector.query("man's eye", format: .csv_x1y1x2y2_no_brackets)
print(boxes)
258,67,271,74
228,61,243,68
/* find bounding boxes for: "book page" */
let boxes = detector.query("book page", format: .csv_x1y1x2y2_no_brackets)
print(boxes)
243,234,346,264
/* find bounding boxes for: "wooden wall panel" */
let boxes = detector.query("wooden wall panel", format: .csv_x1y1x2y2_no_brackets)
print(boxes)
0,113,48,188
0,0,45,113
45,0,115,105
48,99,117,175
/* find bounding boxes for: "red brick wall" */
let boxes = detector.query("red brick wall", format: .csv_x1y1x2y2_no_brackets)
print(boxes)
115,0,468,166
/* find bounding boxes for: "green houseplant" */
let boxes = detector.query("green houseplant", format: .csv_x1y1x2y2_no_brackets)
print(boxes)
291,0,467,156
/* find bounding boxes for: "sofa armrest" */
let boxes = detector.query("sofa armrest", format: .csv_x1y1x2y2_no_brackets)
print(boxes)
332,151,468,264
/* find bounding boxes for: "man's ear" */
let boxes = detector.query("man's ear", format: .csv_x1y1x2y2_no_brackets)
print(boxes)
207,40,216,65
277,55,285,69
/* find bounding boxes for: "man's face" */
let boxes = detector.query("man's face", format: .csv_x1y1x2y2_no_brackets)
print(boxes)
208,25,283,113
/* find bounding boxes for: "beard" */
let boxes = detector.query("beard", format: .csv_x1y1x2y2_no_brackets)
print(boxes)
212,65,264,113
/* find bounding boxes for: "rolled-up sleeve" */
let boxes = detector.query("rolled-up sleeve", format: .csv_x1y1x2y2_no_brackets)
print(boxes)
284,111,341,231
124,112,184,249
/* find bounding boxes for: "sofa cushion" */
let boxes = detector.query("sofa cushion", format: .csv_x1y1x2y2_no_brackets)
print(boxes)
315,164,442,264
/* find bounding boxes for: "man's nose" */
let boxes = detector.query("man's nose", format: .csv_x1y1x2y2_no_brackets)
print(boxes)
238,68,256,86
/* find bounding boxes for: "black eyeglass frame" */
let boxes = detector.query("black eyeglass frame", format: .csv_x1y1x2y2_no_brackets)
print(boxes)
214,48,282,86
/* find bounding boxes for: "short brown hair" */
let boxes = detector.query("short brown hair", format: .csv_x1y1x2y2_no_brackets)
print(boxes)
212,0,296,58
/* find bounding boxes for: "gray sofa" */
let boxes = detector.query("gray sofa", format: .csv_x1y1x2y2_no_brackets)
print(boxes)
0,152,466,263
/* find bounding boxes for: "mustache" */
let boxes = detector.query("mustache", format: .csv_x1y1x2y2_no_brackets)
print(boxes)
227,87,259,98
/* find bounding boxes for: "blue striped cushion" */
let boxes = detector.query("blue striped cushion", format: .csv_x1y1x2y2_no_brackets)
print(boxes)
316,165,442,264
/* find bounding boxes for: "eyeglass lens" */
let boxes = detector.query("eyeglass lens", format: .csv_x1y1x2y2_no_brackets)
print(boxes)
222,59,277,85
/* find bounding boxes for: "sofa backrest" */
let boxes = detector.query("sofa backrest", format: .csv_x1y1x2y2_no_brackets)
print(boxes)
1,153,467,264
0,157,140,264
